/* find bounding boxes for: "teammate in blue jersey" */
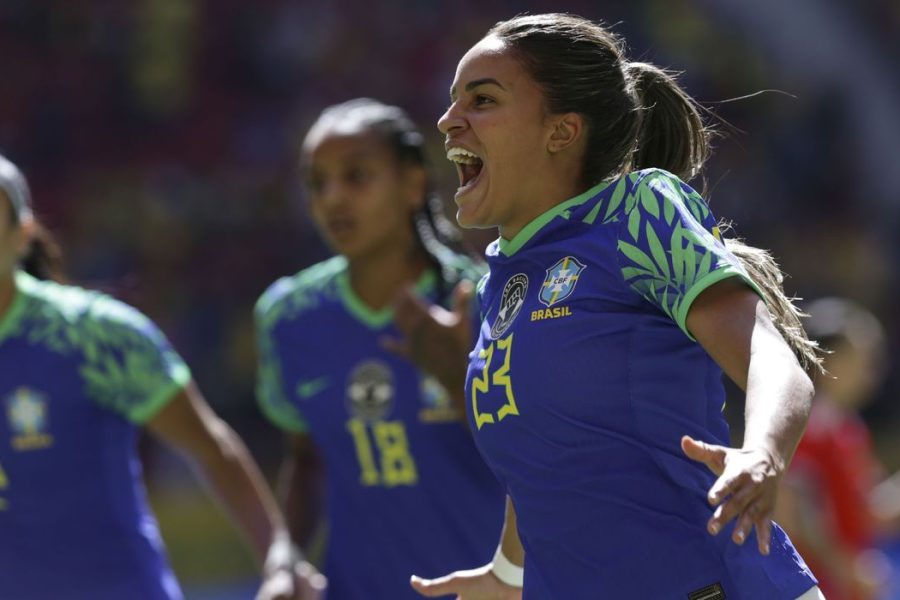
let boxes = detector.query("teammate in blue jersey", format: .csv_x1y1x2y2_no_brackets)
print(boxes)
254,99,505,599
0,153,325,600
408,14,827,600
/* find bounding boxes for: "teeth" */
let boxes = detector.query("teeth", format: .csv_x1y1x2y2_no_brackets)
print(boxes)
446,147,482,164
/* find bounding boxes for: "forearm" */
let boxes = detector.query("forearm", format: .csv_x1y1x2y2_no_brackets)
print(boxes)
277,447,323,548
742,310,814,467
190,418,286,565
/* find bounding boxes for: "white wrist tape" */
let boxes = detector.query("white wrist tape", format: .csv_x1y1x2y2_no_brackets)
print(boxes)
491,547,524,587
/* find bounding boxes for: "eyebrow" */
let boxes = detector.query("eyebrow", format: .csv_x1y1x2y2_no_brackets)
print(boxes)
449,77,506,100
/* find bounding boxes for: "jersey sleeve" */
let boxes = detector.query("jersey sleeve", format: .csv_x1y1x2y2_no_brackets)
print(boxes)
254,291,308,434
616,170,763,338
80,297,191,424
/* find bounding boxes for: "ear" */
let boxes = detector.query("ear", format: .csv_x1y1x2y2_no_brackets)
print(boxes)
402,165,428,211
547,112,584,154
14,218,35,259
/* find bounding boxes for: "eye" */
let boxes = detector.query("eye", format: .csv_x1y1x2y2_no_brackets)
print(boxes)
346,166,371,185
474,94,494,106
306,174,324,196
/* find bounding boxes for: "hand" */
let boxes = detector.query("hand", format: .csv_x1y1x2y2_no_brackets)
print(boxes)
383,280,475,395
256,561,327,600
410,564,523,599
681,435,785,555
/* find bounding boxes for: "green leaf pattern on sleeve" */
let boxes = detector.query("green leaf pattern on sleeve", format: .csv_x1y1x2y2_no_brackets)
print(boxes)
616,170,754,337
10,276,189,422
253,259,347,434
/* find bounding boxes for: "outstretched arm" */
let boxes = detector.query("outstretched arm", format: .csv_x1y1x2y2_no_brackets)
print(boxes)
146,382,325,599
411,496,523,599
682,278,814,555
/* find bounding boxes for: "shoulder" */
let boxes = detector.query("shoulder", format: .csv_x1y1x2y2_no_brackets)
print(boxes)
625,168,713,224
255,256,346,329
17,272,156,340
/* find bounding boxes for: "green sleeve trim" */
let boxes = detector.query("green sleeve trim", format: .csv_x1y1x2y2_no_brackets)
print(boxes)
127,363,192,424
258,395,309,433
675,266,766,341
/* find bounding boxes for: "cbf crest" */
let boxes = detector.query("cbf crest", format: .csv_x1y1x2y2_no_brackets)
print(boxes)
490,273,528,339
6,387,54,451
540,256,586,307
346,360,395,421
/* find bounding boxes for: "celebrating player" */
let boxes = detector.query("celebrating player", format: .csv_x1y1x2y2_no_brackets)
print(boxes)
254,99,505,598
0,153,324,600
409,13,825,599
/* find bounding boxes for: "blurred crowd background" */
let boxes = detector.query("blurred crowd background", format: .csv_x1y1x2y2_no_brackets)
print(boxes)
1,0,898,597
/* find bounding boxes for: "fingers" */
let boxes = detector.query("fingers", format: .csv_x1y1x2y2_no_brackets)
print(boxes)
393,287,430,336
410,574,459,597
295,562,327,599
452,280,474,318
380,334,410,358
681,436,726,476
755,516,772,555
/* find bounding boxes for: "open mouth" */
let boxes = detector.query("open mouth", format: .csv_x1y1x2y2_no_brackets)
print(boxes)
446,147,484,193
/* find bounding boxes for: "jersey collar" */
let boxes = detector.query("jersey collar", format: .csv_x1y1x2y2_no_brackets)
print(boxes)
493,179,612,258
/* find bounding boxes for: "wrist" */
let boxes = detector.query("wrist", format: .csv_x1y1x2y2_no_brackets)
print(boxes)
742,442,786,474
263,530,301,575
491,547,524,587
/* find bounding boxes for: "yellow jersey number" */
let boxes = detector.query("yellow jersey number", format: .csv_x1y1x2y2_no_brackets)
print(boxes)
471,333,519,430
346,419,418,487
0,459,8,511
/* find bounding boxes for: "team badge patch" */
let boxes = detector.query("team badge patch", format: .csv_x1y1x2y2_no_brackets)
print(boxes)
346,360,395,421
6,387,53,451
490,273,528,339
417,376,459,423
539,256,586,307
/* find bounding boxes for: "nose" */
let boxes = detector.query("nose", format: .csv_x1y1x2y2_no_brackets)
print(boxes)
437,102,465,136
312,178,346,209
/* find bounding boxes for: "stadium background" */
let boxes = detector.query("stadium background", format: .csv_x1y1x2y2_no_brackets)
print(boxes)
1,0,898,597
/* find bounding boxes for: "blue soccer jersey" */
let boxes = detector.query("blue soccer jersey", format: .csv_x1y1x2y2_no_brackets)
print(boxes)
256,254,505,599
0,272,189,599
469,169,817,599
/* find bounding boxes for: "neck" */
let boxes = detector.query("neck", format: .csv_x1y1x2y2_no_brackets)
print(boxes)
0,270,17,322
347,243,429,311
499,163,584,240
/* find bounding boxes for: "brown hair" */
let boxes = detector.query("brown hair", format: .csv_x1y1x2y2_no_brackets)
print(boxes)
4,189,64,282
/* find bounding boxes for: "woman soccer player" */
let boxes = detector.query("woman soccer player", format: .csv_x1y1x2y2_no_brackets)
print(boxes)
254,99,505,598
0,153,325,600
408,13,825,600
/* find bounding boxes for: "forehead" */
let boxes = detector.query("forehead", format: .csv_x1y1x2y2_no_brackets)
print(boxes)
304,130,391,167
450,36,529,95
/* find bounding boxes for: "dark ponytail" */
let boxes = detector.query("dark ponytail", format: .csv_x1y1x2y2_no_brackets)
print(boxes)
21,220,64,282
625,62,709,182
725,239,823,372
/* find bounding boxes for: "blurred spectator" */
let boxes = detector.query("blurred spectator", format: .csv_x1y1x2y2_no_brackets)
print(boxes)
776,298,900,600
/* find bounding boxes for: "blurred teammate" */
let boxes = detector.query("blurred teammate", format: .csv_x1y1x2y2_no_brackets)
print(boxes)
776,298,900,600
254,99,505,598
407,13,824,599
0,153,325,600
